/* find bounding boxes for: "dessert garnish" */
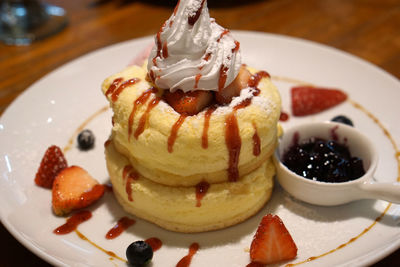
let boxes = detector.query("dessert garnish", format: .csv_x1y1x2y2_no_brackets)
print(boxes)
145,237,163,252
291,86,347,116
53,210,92,235
52,165,105,216
331,115,354,126
77,129,95,150
126,240,154,266
250,214,297,265
147,0,241,94
105,216,136,239
34,145,68,189
101,0,280,233
176,243,200,267
282,136,365,182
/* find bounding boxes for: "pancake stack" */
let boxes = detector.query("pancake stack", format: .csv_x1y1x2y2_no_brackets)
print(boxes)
102,63,281,232
102,0,281,233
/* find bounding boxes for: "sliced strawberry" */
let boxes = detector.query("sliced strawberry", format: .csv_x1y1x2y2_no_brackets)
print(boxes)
250,214,297,265
52,166,105,216
164,89,213,115
216,65,252,104
35,145,68,189
291,86,347,116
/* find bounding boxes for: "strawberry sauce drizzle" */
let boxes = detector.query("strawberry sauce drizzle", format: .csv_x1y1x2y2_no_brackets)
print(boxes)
218,65,229,90
128,88,156,140
252,122,261,156
145,237,163,252
248,71,270,88
188,0,206,26
225,112,241,182
111,78,140,102
123,165,139,202
232,40,240,53
104,139,111,147
168,114,187,153
105,217,136,239
176,243,200,267
53,210,92,235
201,106,216,149
105,77,123,97
224,70,268,182
162,42,169,58
217,29,230,42
279,111,289,121
194,74,202,89
134,97,161,139
195,181,210,207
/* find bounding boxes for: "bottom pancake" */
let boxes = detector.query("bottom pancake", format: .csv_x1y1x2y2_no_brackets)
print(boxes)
105,141,275,233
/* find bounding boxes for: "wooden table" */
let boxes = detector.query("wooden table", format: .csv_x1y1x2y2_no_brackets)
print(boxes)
1,0,399,265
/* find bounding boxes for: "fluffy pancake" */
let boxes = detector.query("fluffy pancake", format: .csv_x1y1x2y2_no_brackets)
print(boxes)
105,140,274,233
102,63,281,186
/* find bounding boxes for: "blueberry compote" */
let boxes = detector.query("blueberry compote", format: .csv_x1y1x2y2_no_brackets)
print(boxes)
282,134,365,183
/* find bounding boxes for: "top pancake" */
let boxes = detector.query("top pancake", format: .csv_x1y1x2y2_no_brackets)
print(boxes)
102,63,281,186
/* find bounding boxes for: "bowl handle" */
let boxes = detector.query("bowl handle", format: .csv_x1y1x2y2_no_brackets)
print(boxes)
358,181,400,204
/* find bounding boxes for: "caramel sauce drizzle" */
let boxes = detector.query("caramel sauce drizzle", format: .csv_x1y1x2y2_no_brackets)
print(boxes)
75,229,126,262
168,114,187,153
63,105,109,153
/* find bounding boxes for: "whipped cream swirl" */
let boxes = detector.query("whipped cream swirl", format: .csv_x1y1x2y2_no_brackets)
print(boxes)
147,0,241,92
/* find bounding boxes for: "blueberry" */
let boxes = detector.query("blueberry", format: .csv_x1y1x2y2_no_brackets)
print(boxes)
331,115,354,126
126,241,153,266
77,129,95,150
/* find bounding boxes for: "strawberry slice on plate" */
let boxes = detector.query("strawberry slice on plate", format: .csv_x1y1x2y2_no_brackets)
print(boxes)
291,86,347,116
34,145,68,189
164,89,213,115
250,214,297,265
52,166,105,216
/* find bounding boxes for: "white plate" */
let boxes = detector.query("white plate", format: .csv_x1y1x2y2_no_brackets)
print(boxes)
1,31,399,267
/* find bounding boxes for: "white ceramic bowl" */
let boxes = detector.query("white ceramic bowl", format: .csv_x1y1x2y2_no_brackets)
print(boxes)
275,121,400,206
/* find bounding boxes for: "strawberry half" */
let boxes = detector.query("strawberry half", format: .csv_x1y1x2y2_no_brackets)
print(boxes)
164,89,213,115
52,166,105,216
291,86,347,116
215,65,251,104
250,214,297,265
35,145,68,189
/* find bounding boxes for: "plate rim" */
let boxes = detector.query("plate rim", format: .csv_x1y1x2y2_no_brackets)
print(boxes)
1,31,399,266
